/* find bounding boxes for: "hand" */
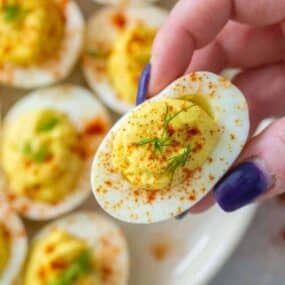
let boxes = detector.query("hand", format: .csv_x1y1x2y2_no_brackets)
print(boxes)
136,0,285,213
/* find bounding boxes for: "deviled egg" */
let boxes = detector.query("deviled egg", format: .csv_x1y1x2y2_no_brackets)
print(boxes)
0,196,27,285
1,85,111,220
82,5,168,114
91,72,250,223
0,0,84,88
23,211,129,285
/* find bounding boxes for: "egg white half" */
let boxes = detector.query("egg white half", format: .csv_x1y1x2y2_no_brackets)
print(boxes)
0,0,84,89
91,72,250,223
0,196,27,285
82,6,168,114
2,85,111,220
33,211,129,285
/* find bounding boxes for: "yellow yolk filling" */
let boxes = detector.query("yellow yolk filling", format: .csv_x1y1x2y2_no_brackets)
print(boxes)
107,23,156,104
24,229,99,285
0,224,10,276
112,98,220,190
0,0,64,65
1,109,84,204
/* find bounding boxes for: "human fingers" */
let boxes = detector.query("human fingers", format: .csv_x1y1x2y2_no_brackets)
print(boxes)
187,22,285,73
172,63,285,215
150,0,285,95
214,117,285,211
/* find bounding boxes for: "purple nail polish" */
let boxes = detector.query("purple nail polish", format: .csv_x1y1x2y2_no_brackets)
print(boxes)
136,64,151,106
175,209,189,220
214,161,268,212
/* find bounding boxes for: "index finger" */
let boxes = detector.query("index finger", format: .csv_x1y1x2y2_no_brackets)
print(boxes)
149,0,285,94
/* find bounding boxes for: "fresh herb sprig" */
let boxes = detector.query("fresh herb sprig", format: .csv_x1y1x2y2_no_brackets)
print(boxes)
167,144,192,173
22,142,50,163
3,4,21,21
137,136,170,156
48,250,93,285
36,116,59,133
137,104,194,155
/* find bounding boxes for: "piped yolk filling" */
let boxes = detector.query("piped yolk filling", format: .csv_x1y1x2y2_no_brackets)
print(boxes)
24,229,99,285
107,23,157,104
0,0,64,65
1,109,84,204
112,98,220,190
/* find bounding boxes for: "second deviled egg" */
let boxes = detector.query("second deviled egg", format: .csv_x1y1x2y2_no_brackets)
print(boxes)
1,85,111,220
0,196,27,285
23,211,129,285
0,0,84,88
82,5,168,114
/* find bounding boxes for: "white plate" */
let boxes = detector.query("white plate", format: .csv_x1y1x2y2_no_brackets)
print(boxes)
0,1,256,284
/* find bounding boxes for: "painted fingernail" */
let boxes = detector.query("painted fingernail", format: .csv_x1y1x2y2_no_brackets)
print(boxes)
175,209,189,220
214,160,269,212
136,64,151,106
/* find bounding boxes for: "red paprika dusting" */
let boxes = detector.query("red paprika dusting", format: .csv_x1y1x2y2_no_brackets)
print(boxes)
50,260,68,270
37,267,46,280
188,194,196,201
84,119,108,136
111,12,126,29
167,125,175,136
193,143,203,152
187,128,200,138
101,265,113,281
105,180,112,186
147,191,158,204
45,244,55,253
209,174,215,181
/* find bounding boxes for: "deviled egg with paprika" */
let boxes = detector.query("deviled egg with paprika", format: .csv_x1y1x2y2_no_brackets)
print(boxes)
91,72,250,223
0,196,27,284
0,0,84,88
1,85,111,220
23,211,129,285
82,6,167,114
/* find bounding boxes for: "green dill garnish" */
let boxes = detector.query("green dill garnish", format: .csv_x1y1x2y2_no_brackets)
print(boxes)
137,137,170,156
22,142,33,157
36,116,59,133
85,49,107,59
166,144,192,173
48,250,93,285
33,146,50,163
137,104,194,155
3,4,21,21
22,142,50,163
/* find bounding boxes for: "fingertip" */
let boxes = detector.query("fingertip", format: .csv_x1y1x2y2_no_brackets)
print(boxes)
149,24,195,96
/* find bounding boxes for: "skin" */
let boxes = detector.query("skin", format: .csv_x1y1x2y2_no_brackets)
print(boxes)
149,0,285,212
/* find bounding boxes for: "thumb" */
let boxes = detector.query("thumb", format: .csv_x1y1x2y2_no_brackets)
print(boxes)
214,117,285,212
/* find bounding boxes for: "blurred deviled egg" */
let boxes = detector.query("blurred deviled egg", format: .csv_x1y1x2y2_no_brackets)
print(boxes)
23,211,129,285
91,72,250,223
0,0,84,88
0,196,27,285
82,6,168,114
1,85,111,220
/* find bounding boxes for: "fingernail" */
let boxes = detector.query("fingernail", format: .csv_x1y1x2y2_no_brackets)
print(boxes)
136,64,151,106
214,160,269,212
175,209,189,220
